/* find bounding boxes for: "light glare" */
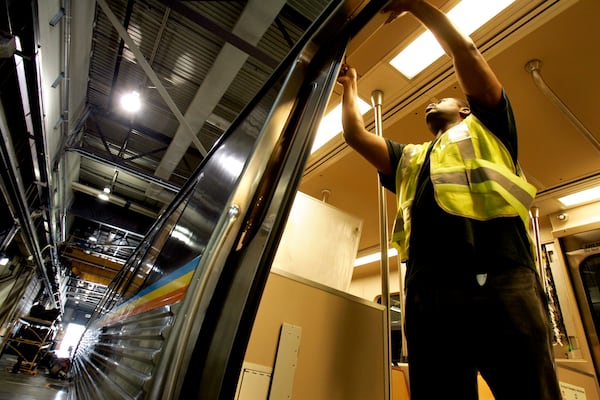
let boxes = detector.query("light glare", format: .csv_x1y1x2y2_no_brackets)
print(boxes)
312,98,371,153
56,323,86,358
390,0,516,78
558,186,600,207
121,91,141,113
354,247,398,267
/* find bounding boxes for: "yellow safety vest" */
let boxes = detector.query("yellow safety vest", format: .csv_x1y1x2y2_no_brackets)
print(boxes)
391,115,537,261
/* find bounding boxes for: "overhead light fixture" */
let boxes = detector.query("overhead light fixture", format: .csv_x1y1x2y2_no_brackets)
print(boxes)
389,0,515,79
120,90,141,113
0,253,9,266
98,186,111,201
354,247,398,267
558,185,600,207
312,98,371,153
88,236,97,243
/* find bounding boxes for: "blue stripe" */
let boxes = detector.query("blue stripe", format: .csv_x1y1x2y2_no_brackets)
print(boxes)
121,256,201,306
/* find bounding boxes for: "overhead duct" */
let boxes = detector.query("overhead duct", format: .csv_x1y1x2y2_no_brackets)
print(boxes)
71,181,159,219
0,99,57,308
67,146,180,193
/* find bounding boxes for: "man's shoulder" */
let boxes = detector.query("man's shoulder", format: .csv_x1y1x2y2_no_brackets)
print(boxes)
467,89,512,118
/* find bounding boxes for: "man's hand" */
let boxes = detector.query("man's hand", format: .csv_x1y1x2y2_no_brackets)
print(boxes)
337,63,393,175
337,63,357,89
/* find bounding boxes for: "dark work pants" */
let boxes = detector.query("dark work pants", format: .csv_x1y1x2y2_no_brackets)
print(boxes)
404,267,562,400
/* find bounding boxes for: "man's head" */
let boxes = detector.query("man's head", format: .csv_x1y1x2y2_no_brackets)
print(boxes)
424,97,470,135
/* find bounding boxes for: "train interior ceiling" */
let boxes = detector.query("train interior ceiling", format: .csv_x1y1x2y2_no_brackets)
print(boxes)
0,0,600,393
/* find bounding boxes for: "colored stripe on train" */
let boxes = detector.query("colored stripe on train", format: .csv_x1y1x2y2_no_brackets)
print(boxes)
100,256,201,325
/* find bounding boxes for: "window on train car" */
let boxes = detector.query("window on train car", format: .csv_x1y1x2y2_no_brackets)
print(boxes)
580,256,600,345
540,244,571,359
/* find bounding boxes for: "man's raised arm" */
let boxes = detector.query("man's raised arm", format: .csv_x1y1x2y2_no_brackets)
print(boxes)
338,64,392,175
384,0,503,108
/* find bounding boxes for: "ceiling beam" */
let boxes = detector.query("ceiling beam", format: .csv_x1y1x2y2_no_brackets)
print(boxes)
95,0,207,156
147,0,288,199
67,146,180,193
158,0,278,68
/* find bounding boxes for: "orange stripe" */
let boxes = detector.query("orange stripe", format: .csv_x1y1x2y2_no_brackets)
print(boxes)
102,285,188,325
123,286,188,320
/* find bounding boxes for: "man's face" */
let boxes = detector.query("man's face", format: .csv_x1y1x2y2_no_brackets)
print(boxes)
425,98,462,118
425,98,468,134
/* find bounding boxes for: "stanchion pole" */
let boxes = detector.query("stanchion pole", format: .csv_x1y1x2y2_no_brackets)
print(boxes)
530,207,547,292
371,89,391,400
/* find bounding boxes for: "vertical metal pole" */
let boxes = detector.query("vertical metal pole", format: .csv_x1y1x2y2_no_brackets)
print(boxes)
530,207,546,292
371,89,391,400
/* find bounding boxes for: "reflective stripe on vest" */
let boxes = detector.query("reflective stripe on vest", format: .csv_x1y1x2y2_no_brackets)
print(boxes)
390,115,536,261
431,116,536,224
391,142,430,261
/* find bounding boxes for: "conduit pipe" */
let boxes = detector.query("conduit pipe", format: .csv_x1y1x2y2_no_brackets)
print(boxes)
0,102,57,308
66,146,180,193
71,181,159,219
59,0,72,244
525,59,600,152
372,89,391,400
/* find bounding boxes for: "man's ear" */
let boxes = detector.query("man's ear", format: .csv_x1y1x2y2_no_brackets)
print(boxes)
459,107,471,119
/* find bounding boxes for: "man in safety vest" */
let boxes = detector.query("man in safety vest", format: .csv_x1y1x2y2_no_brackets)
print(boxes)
338,0,561,399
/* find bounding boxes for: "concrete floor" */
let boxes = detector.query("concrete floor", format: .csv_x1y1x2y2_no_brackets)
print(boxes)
0,354,68,400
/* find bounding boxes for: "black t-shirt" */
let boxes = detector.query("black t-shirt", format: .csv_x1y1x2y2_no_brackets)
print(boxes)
380,92,536,286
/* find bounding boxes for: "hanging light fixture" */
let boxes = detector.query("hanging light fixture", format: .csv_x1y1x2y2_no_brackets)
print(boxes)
98,186,111,201
120,90,142,113
0,252,9,266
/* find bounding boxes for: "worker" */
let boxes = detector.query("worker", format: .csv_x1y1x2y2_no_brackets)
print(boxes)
337,0,562,398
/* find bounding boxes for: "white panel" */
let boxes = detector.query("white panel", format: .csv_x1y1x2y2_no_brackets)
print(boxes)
235,363,272,400
272,192,362,291
269,323,302,400
560,381,587,400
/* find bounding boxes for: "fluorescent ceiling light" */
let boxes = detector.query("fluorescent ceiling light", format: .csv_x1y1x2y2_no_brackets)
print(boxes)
390,0,515,79
354,247,398,267
312,98,371,153
558,186,600,207
98,192,110,201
